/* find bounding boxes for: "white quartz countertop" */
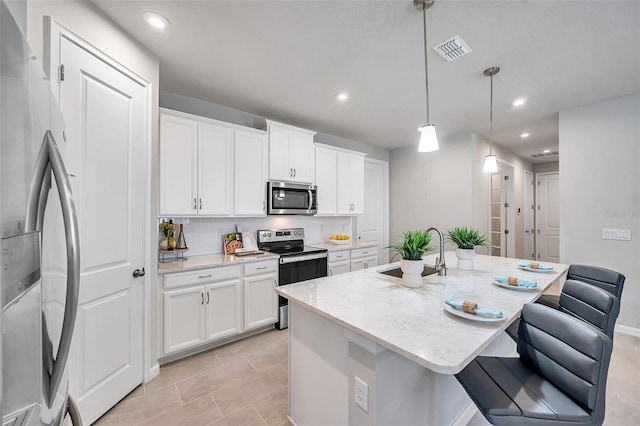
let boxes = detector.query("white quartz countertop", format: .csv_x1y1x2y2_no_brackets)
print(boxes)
307,240,377,251
276,252,569,374
158,252,280,274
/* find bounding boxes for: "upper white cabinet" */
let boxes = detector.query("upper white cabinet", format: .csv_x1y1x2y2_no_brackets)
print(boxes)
315,143,366,216
234,129,268,216
160,109,267,217
267,120,316,183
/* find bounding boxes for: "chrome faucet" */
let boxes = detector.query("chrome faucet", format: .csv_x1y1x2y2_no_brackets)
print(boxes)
426,227,447,276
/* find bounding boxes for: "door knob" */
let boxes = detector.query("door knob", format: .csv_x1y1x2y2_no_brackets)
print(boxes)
132,268,145,278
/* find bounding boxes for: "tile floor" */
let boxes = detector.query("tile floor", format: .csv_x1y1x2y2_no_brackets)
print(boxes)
95,328,639,426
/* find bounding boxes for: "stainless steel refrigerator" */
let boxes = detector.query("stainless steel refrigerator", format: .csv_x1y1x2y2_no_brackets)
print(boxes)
1,1,82,424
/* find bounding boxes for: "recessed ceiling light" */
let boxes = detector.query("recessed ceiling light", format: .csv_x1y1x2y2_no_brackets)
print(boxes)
543,149,551,154
512,98,526,107
336,93,349,102
143,12,170,30
520,132,530,138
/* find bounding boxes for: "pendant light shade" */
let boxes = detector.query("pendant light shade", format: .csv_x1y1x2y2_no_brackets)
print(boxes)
483,66,500,173
482,154,498,173
415,0,439,152
418,124,439,152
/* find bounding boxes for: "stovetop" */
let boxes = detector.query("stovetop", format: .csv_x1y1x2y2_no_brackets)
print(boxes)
257,228,327,258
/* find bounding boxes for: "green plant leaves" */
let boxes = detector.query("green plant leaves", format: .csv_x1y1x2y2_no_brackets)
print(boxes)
446,226,487,250
387,230,433,261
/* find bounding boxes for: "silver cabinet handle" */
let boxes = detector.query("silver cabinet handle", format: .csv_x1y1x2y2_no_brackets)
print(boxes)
25,130,80,407
293,168,296,178
201,292,204,305
198,274,212,279
362,251,369,255
329,266,333,276
335,255,343,259
199,198,202,210
133,268,145,278
263,200,266,211
194,198,197,210
290,168,293,177
206,291,210,304
256,266,267,270
364,261,368,269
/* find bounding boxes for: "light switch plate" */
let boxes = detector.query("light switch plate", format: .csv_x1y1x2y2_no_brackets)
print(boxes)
602,228,631,241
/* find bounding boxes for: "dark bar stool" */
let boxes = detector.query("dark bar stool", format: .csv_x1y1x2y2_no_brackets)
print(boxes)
456,303,613,426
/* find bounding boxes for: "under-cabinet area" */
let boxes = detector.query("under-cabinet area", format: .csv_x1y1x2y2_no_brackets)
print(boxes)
160,255,279,360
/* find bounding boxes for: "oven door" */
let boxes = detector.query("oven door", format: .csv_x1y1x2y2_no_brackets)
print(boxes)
277,253,327,329
267,181,317,215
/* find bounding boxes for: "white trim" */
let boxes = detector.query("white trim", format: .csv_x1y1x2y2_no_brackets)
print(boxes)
265,119,317,136
343,329,386,355
534,171,560,263
46,17,155,385
160,107,267,135
362,157,390,263
615,324,640,338
314,142,367,157
145,363,160,384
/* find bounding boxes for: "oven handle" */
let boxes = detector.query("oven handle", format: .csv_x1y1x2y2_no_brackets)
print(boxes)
280,252,328,264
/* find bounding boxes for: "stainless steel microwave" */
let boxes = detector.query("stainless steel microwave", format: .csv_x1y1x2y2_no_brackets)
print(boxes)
267,181,317,215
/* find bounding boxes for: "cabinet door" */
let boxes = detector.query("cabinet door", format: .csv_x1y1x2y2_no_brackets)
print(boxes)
315,146,337,215
268,127,292,181
164,286,205,354
350,258,365,272
337,152,365,215
234,130,267,216
243,273,278,331
364,255,378,269
160,114,198,215
205,279,242,341
290,131,314,183
198,123,233,215
328,260,350,276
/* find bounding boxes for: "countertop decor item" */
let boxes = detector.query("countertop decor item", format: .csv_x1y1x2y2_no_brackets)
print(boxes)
175,223,188,250
446,226,488,271
159,219,177,250
387,230,433,287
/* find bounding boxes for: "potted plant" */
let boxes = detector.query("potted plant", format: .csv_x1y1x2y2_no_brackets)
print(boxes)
388,230,433,288
446,226,488,271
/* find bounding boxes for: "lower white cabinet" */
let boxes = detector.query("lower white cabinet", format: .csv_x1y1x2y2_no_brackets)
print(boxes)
243,261,279,331
163,265,242,355
328,250,350,276
350,247,378,272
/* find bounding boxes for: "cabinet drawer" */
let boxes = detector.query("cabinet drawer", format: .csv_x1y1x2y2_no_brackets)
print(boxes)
328,251,350,262
350,247,376,259
244,260,278,276
164,265,242,290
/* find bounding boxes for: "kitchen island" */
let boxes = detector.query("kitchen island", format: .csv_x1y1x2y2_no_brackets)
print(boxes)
276,252,568,426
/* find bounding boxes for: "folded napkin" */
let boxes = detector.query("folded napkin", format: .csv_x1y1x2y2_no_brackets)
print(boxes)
445,297,504,318
494,276,538,288
518,261,553,270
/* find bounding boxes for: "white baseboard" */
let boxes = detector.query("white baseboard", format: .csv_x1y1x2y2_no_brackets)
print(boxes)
615,324,640,338
145,362,160,383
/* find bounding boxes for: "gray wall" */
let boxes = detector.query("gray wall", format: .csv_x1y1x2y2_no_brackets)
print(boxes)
534,161,559,174
160,90,390,162
560,93,640,330
390,132,532,259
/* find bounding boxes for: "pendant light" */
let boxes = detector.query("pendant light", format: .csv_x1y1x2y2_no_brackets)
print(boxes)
482,66,500,173
416,0,439,152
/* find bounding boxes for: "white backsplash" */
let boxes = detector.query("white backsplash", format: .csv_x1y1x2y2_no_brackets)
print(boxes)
159,216,353,256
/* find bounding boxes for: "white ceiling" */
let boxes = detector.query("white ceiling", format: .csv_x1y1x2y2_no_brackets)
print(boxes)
92,0,640,162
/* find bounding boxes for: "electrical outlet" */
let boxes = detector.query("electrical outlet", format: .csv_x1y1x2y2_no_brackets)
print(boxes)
354,376,368,412
602,228,631,241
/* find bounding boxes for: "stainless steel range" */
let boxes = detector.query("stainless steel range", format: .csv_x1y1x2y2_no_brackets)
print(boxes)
257,228,328,329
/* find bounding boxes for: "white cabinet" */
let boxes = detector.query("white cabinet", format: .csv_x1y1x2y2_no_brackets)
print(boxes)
163,266,242,355
234,129,268,216
160,109,267,217
315,143,366,216
337,151,365,215
350,247,378,272
328,250,350,276
315,145,338,215
267,120,316,183
243,261,279,331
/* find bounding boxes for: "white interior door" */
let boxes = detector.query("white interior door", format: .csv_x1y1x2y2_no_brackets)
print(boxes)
55,33,146,424
524,170,535,260
489,164,515,258
356,159,388,262
536,172,560,263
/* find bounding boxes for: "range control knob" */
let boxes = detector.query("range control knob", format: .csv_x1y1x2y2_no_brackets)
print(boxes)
268,232,272,237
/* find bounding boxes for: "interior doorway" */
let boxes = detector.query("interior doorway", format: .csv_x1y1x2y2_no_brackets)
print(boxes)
489,162,515,257
524,170,535,260
356,158,389,263
536,172,560,263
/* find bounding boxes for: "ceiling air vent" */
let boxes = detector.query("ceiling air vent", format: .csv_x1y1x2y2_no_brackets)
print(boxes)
433,35,473,62
530,151,559,158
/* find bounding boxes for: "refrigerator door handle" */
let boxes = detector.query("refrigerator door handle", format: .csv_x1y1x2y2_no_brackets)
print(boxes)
25,130,81,407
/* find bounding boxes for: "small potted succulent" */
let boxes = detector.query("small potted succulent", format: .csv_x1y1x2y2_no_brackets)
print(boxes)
446,226,488,271
388,230,433,288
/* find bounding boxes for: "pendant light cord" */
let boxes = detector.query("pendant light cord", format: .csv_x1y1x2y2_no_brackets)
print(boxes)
422,6,430,124
489,72,493,155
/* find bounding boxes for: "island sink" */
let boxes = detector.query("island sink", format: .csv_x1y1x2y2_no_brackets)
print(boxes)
377,265,438,278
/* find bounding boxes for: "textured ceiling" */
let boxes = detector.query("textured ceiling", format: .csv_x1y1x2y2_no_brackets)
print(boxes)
92,0,640,162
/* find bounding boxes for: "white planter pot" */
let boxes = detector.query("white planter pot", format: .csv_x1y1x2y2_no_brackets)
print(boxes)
401,259,424,288
456,248,476,271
